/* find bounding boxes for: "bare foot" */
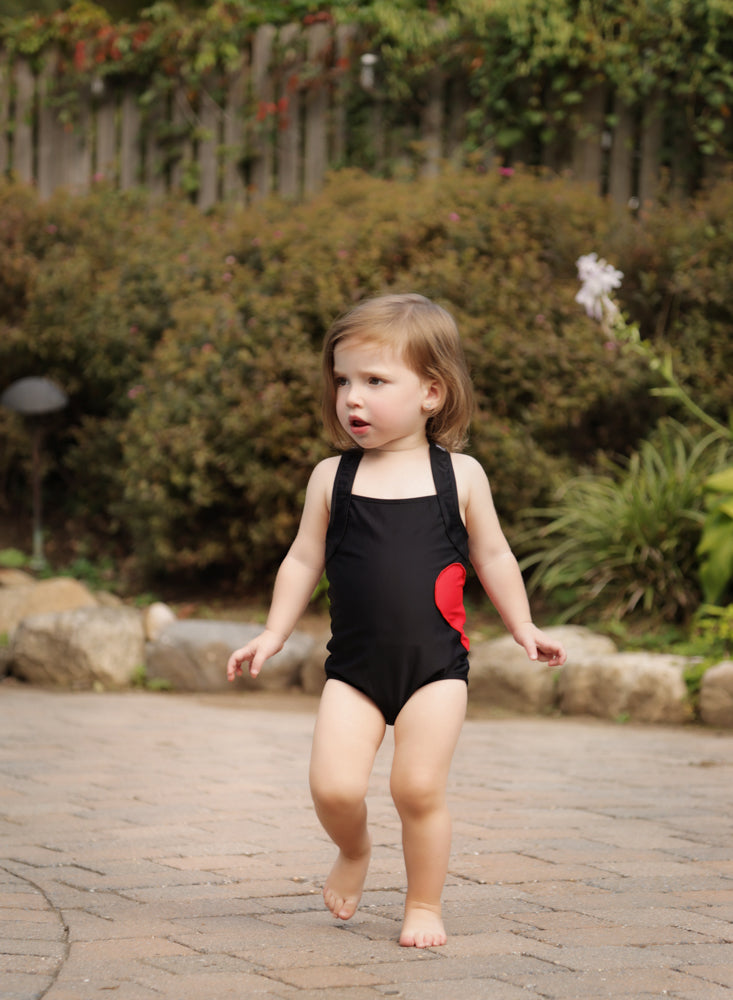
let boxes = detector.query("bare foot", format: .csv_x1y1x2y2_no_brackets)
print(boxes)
322,840,371,920
399,904,447,948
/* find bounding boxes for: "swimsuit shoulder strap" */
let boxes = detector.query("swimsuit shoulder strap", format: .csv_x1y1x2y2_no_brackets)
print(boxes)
325,449,362,562
429,441,470,562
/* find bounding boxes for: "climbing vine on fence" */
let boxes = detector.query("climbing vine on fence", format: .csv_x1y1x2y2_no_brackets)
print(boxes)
1,0,731,175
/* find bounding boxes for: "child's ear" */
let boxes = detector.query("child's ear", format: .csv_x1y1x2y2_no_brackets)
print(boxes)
423,379,445,412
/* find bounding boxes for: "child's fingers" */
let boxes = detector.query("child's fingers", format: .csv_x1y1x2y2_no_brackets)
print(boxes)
521,637,538,661
537,643,566,666
226,645,253,681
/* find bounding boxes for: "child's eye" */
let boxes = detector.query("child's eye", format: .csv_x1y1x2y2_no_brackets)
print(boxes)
334,376,348,387
367,376,384,386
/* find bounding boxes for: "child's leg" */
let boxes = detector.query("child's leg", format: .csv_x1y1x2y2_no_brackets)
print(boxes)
390,678,467,948
309,679,386,920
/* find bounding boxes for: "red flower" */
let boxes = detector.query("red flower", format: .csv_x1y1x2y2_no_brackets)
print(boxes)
74,40,86,72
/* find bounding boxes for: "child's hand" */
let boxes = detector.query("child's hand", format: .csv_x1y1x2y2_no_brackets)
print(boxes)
513,623,567,668
226,629,285,681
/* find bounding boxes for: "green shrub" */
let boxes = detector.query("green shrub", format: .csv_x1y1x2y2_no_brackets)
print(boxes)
698,466,733,606
519,420,733,624
113,290,328,582
2,168,733,595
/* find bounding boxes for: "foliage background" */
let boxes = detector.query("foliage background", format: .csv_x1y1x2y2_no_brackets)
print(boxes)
1,0,731,195
1,165,732,613
1,0,732,625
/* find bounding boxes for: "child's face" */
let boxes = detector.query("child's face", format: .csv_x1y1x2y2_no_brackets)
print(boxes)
332,337,439,451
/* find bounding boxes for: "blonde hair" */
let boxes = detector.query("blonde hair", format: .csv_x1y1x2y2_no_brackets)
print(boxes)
322,293,474,452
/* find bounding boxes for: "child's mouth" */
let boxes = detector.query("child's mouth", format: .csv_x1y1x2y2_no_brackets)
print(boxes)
350,418,369,431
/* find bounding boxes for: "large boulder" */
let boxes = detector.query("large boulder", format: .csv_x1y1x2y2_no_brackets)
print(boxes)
558,651,693,724
0,577,98,638
10,606,145,689
0,568,36,587
699,661,733,728
468,625,618,714
145,620,314,692
142,601,177,641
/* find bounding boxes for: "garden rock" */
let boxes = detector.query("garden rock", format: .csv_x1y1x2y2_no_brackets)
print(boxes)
699,661,733,728
145,620,313,693
468,625,618,714
0,577,98,637
143,601,177,641
0,568,36,587
558,652,693,724
10,606,145,689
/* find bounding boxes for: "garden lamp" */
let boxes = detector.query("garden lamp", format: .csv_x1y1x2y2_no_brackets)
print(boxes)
1,376,69,570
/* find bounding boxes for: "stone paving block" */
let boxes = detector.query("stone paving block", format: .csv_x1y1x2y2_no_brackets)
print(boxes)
3,689,733,1000
668,985,733,1000
0,889,54,911
507,966,714,998
62,907,182,941
0,953,60,975
453,850,600,884
670,961,733,987
0,918,65,941
0,907,59,928
1,971,55,1000
441,928,548,957
143,970,296,997
0,937,66,959
46,980,161,1000
392,978,534,1000
520,921,713,948
290,989,386,1000
275,964,384,989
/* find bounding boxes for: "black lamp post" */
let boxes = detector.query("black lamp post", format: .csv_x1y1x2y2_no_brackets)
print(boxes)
1,376,69,570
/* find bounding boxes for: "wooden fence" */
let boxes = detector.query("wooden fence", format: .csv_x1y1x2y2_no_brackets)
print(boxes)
0,22,721,209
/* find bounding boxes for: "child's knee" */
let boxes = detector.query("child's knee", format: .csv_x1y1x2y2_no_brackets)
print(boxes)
310,771,366,814
390,770,442,818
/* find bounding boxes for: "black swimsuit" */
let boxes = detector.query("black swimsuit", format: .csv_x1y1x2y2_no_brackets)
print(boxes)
324,442,470,725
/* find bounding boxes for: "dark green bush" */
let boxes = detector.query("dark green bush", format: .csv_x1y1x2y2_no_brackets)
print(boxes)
1,167,732,600
519,420,733,625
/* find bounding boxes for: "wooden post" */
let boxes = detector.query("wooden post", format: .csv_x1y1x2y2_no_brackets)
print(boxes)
198,86,221,210
251,23,276,199
571,84,606,190
120,91,141,189
0,54,9,177
37,51,63,199
637,96,663,207
170,85,194,193
420,67,443,178
608,98,635,207
541,88,569,173
445,76,469,166
222,54,248,203
277,24,302,200
95,94,118,184
65,91,92,193
304,21,330,196
144,103,167,197
13,59,35,185
332,23,356,168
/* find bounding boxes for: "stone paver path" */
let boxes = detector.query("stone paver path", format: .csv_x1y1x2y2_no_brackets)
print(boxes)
1,687,733,999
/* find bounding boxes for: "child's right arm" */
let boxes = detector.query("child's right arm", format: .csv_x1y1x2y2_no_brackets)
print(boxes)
226,458,337,682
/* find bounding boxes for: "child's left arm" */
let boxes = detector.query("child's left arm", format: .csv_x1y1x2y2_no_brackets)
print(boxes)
455,454,566,667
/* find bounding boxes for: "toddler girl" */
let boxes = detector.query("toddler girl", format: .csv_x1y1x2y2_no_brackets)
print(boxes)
227,293,566,948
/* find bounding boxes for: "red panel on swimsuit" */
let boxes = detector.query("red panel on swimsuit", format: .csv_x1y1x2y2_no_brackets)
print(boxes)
435,562,470,651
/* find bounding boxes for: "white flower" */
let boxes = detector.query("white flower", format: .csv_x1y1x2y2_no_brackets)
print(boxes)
575,253,624,324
